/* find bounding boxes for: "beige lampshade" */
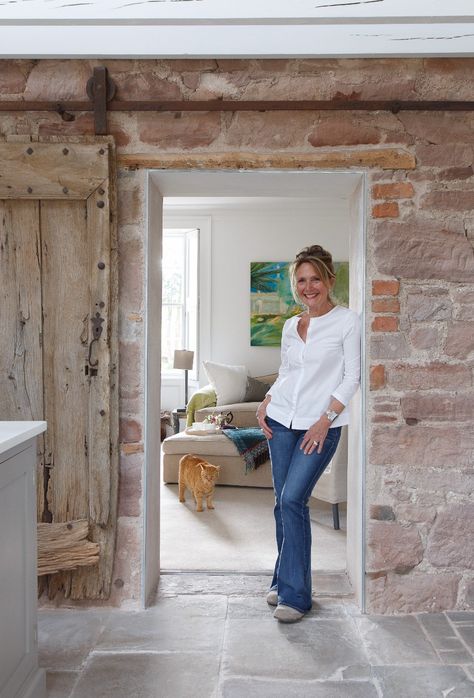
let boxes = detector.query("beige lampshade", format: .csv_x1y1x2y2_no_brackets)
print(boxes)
173,349,194,370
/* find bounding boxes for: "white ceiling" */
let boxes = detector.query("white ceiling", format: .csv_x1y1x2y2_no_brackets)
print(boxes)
0,1,473,58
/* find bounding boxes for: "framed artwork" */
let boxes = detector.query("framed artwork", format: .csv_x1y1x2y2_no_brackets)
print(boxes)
250,261,349,347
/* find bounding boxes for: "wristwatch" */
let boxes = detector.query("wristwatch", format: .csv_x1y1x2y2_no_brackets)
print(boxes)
325,409,339,422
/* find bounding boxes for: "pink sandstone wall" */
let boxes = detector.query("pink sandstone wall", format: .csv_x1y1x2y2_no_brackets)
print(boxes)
1,58,473,612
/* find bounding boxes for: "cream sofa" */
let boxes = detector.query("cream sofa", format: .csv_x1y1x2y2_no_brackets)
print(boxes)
162,401,272,487
161,394,348,528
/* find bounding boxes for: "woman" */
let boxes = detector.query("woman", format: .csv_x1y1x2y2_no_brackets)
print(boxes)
257,245,360,622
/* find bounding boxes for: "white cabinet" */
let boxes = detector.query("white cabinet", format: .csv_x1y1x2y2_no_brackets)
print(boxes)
0,422,46,698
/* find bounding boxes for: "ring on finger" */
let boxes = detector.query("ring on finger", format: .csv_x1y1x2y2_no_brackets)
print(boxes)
313,440,318,446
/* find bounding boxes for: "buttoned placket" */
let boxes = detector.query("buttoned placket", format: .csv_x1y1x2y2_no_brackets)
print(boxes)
289,320,310,426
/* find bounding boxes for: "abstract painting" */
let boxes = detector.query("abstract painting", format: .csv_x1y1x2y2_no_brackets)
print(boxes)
250,261,349,346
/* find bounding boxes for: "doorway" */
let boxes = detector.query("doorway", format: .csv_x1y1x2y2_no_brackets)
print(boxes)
144,170,366,609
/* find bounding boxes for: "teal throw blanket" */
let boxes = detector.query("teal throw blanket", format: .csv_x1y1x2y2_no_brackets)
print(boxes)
222,427,269,474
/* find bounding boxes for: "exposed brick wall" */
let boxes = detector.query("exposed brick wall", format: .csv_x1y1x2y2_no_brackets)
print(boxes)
2,58,473,612
366,115,474,610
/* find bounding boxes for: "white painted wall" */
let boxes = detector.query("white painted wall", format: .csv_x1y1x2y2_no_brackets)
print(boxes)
210,201,350,375
161,197,351,410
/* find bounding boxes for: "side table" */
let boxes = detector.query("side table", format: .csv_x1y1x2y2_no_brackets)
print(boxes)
171,408,187,434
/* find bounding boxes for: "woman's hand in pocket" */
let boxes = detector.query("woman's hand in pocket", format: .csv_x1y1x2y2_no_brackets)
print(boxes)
257,398,273,439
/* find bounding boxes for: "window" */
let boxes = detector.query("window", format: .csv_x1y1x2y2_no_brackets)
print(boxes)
161,228,199,376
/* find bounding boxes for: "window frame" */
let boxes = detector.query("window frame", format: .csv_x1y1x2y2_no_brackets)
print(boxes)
161,214,212,385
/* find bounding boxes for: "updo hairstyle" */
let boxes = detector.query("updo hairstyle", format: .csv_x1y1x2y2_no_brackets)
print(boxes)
289,245,336,305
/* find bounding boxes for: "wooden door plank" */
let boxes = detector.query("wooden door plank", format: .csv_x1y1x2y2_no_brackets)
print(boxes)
86,182,111,526
41,201,90,522
0,200,46,516
69,171,118,600
0,200,43,419
83,146,119,600
41,200,91,599
69,521,112,598
0,143,109,199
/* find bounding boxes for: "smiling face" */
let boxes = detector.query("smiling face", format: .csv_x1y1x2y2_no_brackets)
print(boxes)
295,261,333,313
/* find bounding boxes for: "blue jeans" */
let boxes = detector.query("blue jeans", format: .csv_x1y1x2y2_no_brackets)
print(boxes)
266,416,342,613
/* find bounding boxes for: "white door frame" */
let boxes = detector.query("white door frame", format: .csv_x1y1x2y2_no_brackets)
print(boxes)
143,169,367,609
142,174,163,605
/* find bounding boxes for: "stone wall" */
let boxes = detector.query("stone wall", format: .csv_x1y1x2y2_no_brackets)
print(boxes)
1,58,473,612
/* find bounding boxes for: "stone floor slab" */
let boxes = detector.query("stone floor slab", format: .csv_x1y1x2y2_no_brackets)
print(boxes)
70,652,220,698
307,598,351,619
464,664,474,680
156,571,353,599
45,671,79,698
156,573,272,598
221,677,378,697
455,625,474,653
223,617,368,681
341,663,373,680
313,571,353,597
96,595,227,653
417,613,465,651
439,649,473,664
36,576,474,698
374,665,474,698
355,615,439,665
38,610,110,671
227,595,277,619
344,601,363,616
447,612,474,624
227,595,348,620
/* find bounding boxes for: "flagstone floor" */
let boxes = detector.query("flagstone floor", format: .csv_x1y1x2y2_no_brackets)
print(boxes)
39,573,474,698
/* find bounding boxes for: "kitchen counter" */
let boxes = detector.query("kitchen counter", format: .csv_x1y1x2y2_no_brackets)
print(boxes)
0,420,47,698
0,421,47,456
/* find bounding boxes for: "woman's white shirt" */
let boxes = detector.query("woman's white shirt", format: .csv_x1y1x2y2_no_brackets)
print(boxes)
266,305,361,429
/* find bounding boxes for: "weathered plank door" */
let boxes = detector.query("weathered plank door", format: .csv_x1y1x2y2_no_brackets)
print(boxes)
0,139,118,599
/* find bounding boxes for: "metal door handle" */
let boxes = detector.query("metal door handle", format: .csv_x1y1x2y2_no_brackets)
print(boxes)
87,312,105,367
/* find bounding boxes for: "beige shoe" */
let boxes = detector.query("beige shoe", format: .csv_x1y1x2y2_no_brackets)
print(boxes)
266,589,278,606
273,604,304,622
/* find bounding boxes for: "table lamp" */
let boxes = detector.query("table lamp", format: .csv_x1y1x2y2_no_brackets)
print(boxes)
173,349,194,409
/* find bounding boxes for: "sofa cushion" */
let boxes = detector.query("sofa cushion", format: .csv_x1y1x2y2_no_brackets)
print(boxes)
163,431,242,456
244,376,270,402
255,373,278,385
195,402,260,428
203,360,248,405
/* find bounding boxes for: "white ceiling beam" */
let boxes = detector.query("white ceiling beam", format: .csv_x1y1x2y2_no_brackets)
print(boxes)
0,23,473,58
0,0,473,22
0,2,473,57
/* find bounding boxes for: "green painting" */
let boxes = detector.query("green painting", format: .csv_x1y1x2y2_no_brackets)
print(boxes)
250,261,349,347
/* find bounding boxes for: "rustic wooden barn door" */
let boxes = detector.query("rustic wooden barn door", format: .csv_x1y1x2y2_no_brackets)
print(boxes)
0,140,118,599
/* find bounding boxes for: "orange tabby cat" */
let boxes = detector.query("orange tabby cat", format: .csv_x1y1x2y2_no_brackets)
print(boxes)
178,454,220,512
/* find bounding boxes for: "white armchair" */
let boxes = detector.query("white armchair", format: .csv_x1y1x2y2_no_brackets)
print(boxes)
311,426,348,530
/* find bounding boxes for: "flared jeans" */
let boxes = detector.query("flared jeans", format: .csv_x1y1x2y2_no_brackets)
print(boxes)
266,416,342,613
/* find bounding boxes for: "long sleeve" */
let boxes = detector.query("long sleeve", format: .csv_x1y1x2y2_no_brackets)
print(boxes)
331,312,361,406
